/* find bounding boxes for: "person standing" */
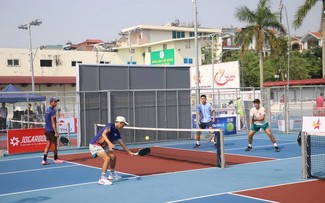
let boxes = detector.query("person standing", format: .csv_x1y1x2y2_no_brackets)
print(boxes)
234,97,246,129
0,103,8,131
89,116,136,185
42,97,64,165
194,94,216,148
316,93,324,116
245,99,280,152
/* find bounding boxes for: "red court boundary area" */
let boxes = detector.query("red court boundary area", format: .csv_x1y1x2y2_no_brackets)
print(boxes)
235,180,325,203
60,147,273,176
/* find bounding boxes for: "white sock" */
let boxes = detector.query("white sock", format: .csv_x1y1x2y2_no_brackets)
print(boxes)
273,143,278,147
248,144,252,147
196,141,200,145
101,173,106,179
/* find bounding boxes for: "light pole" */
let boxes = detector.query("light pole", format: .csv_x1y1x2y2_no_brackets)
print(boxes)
119,27,141,64
18,19,42,92
192,0,200,128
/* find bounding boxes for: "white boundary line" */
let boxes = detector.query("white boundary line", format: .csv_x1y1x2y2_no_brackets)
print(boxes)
0,155,42,162
0,181,98,197
225,141,297,152
164,179,318,203
0,165,79,175
230,193,280,203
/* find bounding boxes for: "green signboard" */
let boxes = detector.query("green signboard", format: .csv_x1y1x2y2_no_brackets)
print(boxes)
151,49,175,65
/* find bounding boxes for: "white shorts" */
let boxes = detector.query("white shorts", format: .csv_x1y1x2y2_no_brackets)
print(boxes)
89,144,108,158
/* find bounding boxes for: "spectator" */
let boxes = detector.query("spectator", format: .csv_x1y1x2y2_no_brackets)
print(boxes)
316,93,324,116
25,103,33,115
0,103,8,131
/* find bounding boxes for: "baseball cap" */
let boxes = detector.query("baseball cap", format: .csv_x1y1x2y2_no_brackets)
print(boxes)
253,99,260,103
115,116,129,125
50,97,60,103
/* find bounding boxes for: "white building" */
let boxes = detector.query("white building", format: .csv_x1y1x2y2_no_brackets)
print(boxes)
0,24,222,91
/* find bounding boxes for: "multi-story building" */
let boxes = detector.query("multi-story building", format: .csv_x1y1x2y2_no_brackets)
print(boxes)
0,22,321,91
0,23,221,91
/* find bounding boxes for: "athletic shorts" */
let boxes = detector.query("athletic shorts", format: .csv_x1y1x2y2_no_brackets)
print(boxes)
89,144,109,158
45,131,57,142
199,122,213,129
238,110,244,117
251,123,269,132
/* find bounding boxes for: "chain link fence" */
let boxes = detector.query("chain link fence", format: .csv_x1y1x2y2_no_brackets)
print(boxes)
1,86,324,151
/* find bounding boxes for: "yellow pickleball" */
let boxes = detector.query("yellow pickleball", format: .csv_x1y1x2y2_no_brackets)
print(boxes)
145,136,150,141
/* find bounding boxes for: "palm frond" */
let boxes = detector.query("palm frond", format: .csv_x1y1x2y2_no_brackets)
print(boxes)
293,0,318,29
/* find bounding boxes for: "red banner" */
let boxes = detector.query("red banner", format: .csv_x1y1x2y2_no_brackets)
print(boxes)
7,128,48,154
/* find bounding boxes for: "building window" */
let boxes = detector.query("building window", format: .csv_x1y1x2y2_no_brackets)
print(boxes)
40,59,52,67
172,31,185,39
100,61,110,64
7,59,20,66
184,58,193,64
189,32,195,37
148,47,152,52
71,61,82,67
163,44,167,50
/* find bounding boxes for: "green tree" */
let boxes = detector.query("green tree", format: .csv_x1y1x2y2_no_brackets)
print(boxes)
293,0,324,78
234,0,286,87
301,46,322,78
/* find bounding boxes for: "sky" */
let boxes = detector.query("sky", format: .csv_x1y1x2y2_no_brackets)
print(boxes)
0,0,322,49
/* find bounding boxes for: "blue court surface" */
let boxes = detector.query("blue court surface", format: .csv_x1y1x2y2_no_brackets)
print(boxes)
0,132,323,203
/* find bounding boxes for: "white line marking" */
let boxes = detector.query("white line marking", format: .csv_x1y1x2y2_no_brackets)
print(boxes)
164,179,318,203
0,155,42,162
0,165,79,175
231,193,280,203
225,141,297,152
0,181,98,197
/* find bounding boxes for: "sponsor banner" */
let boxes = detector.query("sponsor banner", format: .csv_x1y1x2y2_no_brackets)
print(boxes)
58,117,76,133
190,61,240,89
150,49,175,65
192,114,237,135
8,128,47,154
302,116,325,135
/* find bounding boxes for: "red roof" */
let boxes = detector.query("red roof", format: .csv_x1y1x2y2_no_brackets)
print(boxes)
263,78,325,87
0,76,76,84
310,32,321,39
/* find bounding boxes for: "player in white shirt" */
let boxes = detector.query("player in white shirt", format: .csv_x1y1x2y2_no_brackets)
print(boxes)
245,99,280,152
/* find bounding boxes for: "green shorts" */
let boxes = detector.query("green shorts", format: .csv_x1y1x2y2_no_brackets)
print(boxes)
238,110,244,117
251,123,269,132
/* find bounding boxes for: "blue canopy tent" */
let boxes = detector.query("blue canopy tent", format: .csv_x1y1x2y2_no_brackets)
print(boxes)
0,84,46,103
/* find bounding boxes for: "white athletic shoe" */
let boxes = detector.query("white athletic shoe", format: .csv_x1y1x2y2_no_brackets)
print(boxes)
108,172,122,181
98,177,112,185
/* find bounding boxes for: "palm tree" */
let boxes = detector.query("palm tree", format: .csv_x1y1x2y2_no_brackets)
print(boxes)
293,0,324,78
234,0,286,87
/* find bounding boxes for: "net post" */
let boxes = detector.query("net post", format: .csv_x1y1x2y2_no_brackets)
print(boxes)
301,131,308,179
220,129,225,168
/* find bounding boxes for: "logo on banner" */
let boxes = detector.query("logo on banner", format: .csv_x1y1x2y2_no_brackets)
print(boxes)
10,137,20,146
313,119,321,129
214,68,237,86
9,135,46,147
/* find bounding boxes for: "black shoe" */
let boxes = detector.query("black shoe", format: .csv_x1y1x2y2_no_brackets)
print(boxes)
245,146,252,151
274,146,280,152
193,143,201,149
